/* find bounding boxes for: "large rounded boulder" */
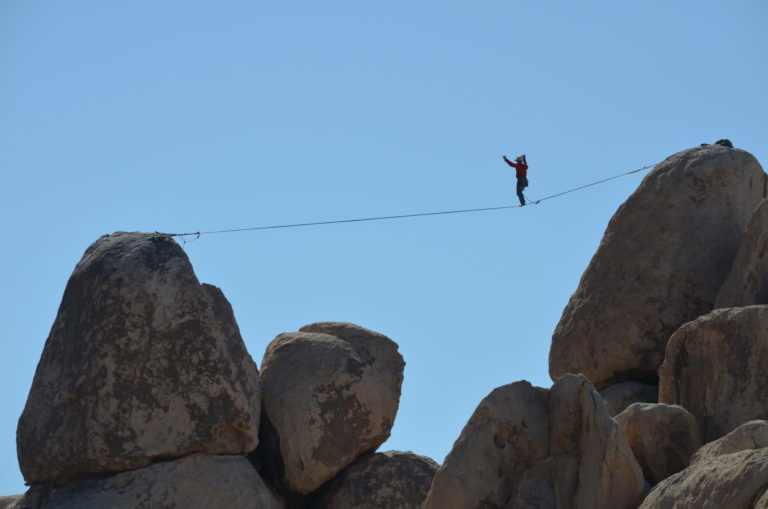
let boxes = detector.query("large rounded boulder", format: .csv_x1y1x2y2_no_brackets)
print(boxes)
659,306,768,442
550,145,765,389
258,322,405,495
17,232,262,484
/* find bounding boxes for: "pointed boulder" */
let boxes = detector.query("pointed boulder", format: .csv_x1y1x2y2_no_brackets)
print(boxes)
17,232,262,484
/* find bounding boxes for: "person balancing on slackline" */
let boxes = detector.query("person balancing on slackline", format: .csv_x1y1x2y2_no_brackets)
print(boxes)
503,154,529,206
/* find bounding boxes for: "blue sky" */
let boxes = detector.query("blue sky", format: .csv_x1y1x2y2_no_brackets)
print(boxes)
1,1,766,495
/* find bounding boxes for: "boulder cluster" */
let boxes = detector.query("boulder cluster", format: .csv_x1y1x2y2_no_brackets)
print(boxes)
4,143,768,508
548,144,768,508
6,232,424,509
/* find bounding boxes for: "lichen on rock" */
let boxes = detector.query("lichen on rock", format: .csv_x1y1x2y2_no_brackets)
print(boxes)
550,145,765,389
258,321,404,495
16,232,262,484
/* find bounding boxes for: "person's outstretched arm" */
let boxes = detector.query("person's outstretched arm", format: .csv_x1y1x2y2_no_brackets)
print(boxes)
503,155,518,168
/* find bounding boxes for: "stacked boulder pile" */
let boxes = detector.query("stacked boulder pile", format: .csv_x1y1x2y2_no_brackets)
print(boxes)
5,232,433,509
419,144,768,508
547,144,768,508
5,143,768,508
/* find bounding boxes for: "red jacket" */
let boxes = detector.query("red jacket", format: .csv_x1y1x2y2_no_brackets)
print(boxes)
504,157,528,178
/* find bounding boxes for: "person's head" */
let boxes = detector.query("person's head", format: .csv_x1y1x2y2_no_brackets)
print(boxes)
515,156,523,163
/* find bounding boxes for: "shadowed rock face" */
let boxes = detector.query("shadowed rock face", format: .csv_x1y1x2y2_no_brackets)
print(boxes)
423,375,645,509
639,448,768,509
17,232,262,484
615,403,701,484
715,198,768,308
258,322,404,495
600,381,658,417
312,450,439,509
550,145,766,389
20,454,281,509
659,306,768,442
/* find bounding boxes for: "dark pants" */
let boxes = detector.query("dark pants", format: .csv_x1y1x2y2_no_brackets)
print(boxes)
516,177,528,205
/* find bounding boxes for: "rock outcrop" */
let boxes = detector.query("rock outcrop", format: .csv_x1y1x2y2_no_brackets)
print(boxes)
6,145,768,507
639,448,768,509
258,322,404,495
600,382,658,417
423,374,645,509
615,403,701,484
311,451,438,509
691,420,768,464
715,198,768,308
16,232,262,484
20,454,281,509
423,380,552,509
550,146,765,389
659,305,768,442
0,496,22,509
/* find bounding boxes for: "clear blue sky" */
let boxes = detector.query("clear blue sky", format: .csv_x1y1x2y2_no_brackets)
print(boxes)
1,1,766,495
